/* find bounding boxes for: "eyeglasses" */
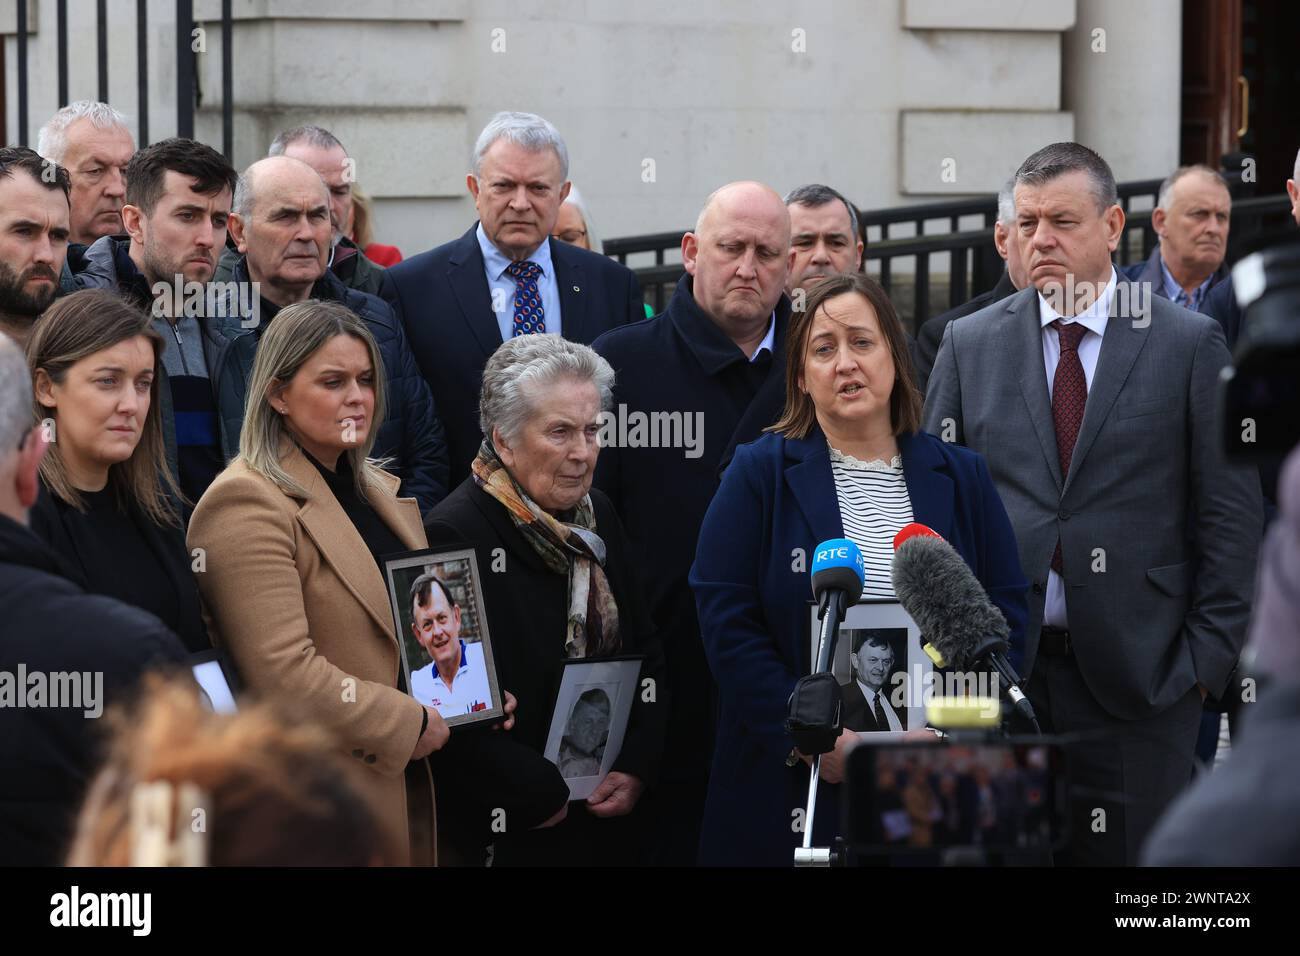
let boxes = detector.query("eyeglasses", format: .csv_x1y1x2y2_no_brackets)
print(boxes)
553,229,587,244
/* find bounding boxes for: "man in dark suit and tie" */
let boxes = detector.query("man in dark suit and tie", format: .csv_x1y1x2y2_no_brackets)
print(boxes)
924,142,1263,865
840,634,904,732
380,112,644,483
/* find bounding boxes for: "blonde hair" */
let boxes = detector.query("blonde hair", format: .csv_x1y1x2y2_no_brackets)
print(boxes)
26,289,183,527
238,299,390,500
350,184,374,249
67,674,395,866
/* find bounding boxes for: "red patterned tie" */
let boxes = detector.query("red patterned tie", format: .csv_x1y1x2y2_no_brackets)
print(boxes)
1051,320,1088,573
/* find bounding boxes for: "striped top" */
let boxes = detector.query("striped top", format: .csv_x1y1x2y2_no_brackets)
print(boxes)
829,443,914,600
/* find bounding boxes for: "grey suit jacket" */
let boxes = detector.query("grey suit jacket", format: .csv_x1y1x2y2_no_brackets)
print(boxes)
923,280,1262,720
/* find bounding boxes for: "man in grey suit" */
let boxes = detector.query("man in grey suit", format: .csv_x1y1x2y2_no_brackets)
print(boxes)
924,142,1263,865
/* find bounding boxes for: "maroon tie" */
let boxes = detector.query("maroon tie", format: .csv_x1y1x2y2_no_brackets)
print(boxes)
1051,320,1088,573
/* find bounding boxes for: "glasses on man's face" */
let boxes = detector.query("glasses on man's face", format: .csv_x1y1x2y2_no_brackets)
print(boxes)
553,229,587,244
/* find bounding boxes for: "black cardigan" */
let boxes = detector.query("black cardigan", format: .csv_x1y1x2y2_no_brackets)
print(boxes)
423,478,668,864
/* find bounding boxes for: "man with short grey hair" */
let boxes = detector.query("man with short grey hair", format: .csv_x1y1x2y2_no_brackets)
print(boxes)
37,101,135,246
381,110,643,484
0,333,188,866
925,141,1263,865
1121,165,1231,313
215,124,384,295
784,183,863,296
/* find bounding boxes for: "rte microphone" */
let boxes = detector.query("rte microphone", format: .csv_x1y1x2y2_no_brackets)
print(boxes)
890,526,1039,731
810,538,866,674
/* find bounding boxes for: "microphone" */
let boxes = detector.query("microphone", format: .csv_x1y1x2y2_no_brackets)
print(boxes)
890,526,1038,730
810,538,865,672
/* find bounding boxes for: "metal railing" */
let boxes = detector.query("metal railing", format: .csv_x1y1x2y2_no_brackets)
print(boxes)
11,0,234,157
605,168,1289,330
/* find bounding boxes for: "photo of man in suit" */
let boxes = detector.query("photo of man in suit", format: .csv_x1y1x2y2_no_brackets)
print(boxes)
408,572,491,718
841,630,905,732
380,111,644,485
924,142,1263,866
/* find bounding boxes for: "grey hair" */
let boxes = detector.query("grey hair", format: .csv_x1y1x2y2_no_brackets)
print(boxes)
472,111,569,181
37,101,130,164
479,335,613,444
561,183,599,250
268,125,347,158
1015,142,1118,215
784,183,860,241
1156,164,1229,211
996,175,1016,225
232,172,254,218
0,333,33,456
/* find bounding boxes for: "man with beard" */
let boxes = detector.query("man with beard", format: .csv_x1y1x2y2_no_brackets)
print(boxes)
68,138,249,510
36,101,135,247
0,148,70,347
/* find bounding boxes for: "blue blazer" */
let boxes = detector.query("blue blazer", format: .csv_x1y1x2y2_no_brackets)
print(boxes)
689,427,1028,866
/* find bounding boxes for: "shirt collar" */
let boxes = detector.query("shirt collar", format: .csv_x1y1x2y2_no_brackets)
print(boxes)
1037,266,1116,340
476,221,553,280
750,314,776,362
1159,253,1212,306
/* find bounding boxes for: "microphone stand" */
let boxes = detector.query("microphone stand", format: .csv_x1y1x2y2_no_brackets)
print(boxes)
794,588,848,867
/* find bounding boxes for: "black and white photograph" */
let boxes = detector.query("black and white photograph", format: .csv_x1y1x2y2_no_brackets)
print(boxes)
383,548,504,729
542,658,642,800
810,600,929,733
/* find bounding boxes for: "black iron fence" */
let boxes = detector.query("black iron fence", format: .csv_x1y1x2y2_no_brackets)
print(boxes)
606,167,1292,331
9,0,234,158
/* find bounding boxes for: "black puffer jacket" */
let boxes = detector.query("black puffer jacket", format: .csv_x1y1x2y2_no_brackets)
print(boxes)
215,256,450,514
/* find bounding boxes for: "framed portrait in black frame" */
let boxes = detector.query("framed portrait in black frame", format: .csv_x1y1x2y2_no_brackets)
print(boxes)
382,547,505,729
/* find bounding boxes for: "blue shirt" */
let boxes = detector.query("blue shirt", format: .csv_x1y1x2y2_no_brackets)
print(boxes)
1160,254,1214,312
477,222,562,341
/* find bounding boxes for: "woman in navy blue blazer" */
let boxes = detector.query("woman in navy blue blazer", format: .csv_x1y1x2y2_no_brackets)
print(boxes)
690,273,1028,866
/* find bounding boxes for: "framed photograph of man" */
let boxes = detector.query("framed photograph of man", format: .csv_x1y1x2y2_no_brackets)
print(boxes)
542,656,643,801
383,548,504,730
808,600,929,733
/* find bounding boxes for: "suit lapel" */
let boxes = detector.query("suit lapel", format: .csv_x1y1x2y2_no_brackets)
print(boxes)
447,225,505,359
1063,281,1151,496
552,238,588,341
783,434,844,548
284,447,421,644
897,432,955,543
1013,291,1064,493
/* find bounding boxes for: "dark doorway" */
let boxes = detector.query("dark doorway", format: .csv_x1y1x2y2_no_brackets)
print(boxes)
1182,0,1300,189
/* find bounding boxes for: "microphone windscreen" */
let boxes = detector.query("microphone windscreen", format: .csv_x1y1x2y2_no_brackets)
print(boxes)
890,534,1009,669
893,522,941,551
811,538,865,600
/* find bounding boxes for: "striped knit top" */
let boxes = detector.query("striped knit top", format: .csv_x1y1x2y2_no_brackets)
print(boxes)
829,443,914,600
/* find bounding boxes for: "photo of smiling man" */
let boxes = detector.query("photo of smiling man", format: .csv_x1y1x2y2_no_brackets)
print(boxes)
407,570,494,719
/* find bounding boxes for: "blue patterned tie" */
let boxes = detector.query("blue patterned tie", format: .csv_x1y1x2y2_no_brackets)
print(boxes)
506,260,545,336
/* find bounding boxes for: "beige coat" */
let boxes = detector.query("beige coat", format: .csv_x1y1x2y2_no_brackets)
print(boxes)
188,444,434,864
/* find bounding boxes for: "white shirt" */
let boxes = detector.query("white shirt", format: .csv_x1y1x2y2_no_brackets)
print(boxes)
410,640,492,718
1036,267,1116,628
857,679,903,732
749,313,776,362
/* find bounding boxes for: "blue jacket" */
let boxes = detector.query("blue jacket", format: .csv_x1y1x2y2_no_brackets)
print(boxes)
689,427,1028,866
217,257,450,515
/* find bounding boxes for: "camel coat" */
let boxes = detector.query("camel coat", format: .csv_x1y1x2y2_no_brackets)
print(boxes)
188,444,435,864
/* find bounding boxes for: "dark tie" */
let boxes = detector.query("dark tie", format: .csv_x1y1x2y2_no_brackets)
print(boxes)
872,692,889,730
1051,320,1088,573
505,260,545,336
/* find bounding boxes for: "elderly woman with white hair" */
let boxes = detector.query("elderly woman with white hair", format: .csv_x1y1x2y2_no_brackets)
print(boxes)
424,333,666,866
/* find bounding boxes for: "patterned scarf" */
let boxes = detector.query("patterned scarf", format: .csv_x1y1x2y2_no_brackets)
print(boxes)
472,440,619,658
